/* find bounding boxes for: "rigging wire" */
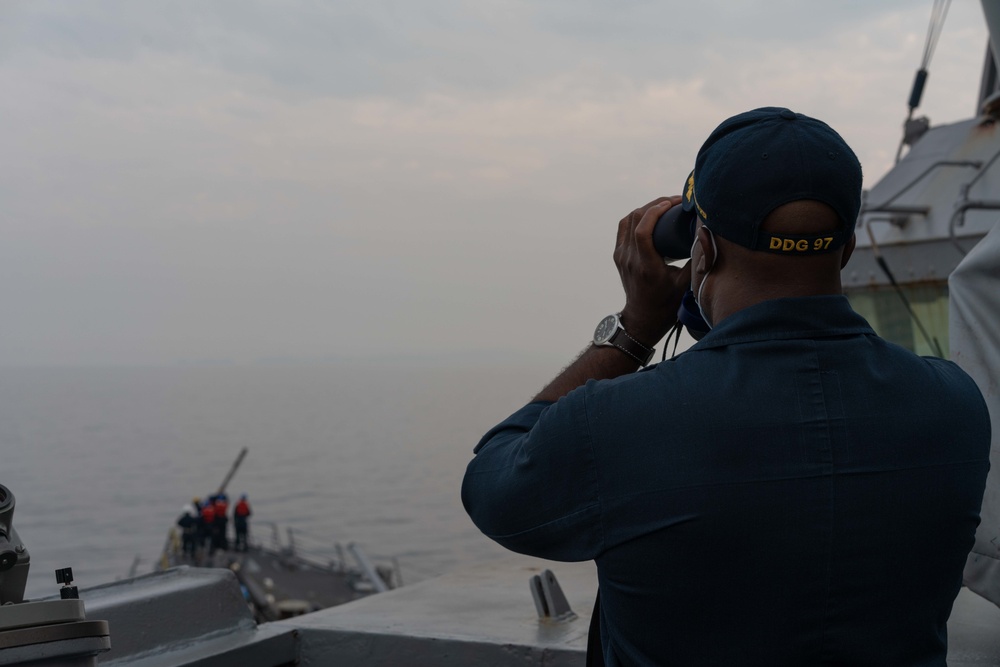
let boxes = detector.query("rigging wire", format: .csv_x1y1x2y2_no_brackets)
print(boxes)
874,256,944,358
878,0,951,359
895,0,952,163
920,0,951,71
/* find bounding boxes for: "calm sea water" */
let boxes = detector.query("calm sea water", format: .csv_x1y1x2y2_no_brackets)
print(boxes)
0,363,557,599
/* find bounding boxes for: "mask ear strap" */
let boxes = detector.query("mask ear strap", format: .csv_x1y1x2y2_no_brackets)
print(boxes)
693,227,717,329
689,224,718,269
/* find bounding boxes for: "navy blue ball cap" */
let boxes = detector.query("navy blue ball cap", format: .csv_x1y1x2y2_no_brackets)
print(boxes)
691,107,863,255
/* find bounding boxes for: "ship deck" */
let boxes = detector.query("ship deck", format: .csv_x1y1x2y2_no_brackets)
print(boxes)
64,557,1000,666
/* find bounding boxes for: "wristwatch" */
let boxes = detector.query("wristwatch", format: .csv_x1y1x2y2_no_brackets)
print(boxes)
593,313,656,366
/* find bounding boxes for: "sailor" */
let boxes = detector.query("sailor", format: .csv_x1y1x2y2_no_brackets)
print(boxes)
233,494,252,552
176,499,199,558
214,494,230,552
200,496,217,555
462,108,991,666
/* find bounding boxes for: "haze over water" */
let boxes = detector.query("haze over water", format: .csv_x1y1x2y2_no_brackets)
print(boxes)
1,0,991,604
1,363,555,600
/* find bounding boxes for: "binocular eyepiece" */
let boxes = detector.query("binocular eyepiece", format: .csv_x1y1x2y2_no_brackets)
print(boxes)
652,204,697,261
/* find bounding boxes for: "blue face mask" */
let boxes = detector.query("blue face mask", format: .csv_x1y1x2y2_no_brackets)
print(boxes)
677,290,710,340
675,227,717,341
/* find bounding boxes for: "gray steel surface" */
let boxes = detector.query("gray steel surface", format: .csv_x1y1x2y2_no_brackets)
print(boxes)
289,557,595,667
0,636,109,667
855,116,1000,291
843,237,970,289
947,587,1000,667
40,559,996,666
45,566,296,667
0,598,85,631
983,0,1000,80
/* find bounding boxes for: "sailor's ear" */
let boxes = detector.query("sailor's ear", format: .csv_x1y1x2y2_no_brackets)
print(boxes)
694,226,715,274
840,233,857,270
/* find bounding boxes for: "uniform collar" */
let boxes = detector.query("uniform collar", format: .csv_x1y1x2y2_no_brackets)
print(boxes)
691,295,874,351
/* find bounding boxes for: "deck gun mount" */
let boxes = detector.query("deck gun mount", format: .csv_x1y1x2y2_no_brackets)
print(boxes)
0,483,111,666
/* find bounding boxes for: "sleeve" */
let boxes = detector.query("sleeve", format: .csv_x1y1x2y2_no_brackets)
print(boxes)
461,392,604,562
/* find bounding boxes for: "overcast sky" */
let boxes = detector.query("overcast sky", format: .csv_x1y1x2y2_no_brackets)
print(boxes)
0,1,990,366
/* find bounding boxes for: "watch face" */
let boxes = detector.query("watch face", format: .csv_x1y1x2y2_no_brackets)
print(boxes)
594,314,619,345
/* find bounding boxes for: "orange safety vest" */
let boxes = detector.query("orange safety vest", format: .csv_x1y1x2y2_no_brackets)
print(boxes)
235,500,250,517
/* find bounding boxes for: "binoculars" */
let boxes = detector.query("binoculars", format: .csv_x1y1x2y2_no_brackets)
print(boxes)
653,203,698,261
651,198,710,340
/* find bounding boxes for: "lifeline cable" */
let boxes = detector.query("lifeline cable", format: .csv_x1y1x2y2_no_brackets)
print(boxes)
874,254,944,357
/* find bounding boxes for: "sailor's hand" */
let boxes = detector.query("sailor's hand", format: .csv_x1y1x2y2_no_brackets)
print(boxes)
614,197,691,346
